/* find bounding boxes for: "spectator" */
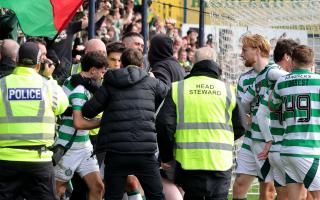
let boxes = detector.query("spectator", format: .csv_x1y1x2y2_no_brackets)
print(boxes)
0,10,18,41
48,4,109,84
149,16,165,38
173,37,183,59
165,18,176,39
186,48,195,65
48,17,89,76
0,39,19,76
71,38,107,75
82,48,167,200
184,29,198,48
178,48,192,73
106,41,126,69
122,32,144,53
122,32,150,71
149,34,185,87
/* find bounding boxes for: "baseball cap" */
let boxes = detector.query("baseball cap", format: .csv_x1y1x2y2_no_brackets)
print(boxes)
18,42,41,66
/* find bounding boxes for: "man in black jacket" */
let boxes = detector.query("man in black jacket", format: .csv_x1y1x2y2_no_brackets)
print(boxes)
82,48,167,200
156,47,246,200
149,34,185,87
0,39,19,77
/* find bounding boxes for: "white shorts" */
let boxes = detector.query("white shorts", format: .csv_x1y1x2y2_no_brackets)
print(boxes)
281,156,320,191
235,138,257,176
251,141,273,182
269,152,286,187
54,146,99,182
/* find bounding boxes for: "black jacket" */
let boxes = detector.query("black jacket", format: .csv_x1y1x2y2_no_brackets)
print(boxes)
156,60,246,163
82,66,167,154
148,34,185,86
0,56,15,77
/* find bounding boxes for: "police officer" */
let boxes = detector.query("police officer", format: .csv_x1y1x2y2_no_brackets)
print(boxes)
0,42,69,200
156,47,246,200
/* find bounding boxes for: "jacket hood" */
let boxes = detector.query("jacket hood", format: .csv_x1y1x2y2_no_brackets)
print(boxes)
103,66,148,88
148,34,174,65
185,59,221,79
0,56,16,70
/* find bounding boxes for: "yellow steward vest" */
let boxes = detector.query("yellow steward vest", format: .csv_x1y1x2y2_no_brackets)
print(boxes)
172,76,236,171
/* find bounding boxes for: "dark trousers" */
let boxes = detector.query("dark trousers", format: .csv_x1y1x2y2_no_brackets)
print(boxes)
70,173,88,200
0,160,57,200
104,153,164,200
184,192,228,200
176,163,231,200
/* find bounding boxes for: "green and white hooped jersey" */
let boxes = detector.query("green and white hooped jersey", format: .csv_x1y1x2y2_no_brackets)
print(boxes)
237,68,257,150
237,68,257,100
270,69,320,158
260,90,284,152
55,76,92,149
246,63,286,141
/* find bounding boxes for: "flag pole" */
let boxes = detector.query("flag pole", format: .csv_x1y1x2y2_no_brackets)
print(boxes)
88,0,96,39
198,0,205,48
142,0,148,54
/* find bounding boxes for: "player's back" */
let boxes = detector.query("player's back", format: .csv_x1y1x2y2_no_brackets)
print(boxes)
276,70,320,157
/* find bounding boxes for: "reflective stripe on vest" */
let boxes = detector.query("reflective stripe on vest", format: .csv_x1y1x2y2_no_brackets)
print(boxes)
176,142,233,151
0,78,55,140
173,77,235,171
0,133,54,140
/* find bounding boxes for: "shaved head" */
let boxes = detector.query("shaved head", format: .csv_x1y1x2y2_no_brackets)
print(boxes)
1,39,19,61
85,39,106,53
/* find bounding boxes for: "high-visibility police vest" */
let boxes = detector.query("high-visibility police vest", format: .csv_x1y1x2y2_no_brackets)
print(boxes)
0,67,57,162
172,76,236,171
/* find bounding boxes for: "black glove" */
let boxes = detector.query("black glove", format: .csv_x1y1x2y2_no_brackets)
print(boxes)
70,74,100,94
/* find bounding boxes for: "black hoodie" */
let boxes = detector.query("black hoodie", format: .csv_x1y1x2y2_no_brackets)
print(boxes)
148,34,185,86
82,66,167,154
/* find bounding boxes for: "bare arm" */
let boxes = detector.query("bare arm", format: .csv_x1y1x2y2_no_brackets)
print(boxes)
72,110,100,130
